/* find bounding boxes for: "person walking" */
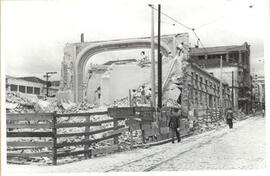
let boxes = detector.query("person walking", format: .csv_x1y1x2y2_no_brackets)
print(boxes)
226,108,235,129
168,108,181,143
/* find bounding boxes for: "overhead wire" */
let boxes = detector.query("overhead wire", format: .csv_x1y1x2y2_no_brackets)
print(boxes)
148,4,209,55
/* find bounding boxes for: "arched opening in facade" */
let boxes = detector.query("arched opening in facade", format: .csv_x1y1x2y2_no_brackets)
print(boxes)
75,40,171,102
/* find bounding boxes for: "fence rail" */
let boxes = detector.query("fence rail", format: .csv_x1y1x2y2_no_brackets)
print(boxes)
6,111,125,165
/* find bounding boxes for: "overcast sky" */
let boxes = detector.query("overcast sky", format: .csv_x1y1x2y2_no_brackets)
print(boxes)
1,0,268,80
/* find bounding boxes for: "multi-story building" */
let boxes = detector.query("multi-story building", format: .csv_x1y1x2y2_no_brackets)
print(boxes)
181,62,231,118
252,74,265,110
190,42,252,114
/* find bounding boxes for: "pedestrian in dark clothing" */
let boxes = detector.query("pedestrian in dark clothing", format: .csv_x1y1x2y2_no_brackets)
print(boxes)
226,108,235,129
168,108,181,143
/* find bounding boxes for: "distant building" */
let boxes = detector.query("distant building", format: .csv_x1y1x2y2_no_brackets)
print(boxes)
252,74,265,109
183,62,231,114
190,42,252,114
6,75,60,97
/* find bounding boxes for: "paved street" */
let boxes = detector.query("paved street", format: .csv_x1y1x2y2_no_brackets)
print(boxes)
6,115,266,174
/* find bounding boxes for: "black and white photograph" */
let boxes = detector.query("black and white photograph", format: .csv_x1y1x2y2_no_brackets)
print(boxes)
1,0,269,175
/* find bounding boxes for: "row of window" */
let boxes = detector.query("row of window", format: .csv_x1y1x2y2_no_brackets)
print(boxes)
190,72,230,95
9,84,41,95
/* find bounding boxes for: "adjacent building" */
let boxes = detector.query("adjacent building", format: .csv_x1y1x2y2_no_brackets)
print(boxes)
252,74,265,110
190,42,252,114
6,75,60,97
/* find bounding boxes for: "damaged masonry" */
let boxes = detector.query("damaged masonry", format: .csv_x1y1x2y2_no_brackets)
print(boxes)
6,33,248,166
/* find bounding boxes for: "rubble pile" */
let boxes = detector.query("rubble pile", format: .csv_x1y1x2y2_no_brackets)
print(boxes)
6,92,36,113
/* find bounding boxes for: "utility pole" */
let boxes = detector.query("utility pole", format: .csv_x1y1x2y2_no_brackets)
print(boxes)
232,71,234,110
150,4,156,108
157,4,162,110
219,56,223,117
43,72,57,97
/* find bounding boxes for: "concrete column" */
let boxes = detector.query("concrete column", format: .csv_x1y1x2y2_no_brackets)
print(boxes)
238,51,242,64
204,54,207,60
226,52,229,62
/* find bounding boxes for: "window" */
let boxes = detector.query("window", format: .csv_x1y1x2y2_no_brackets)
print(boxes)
205,79,208,90
19,85,26,93
27,87,33,94
34,87,40,95
191,72,194,83
195,74,199,86
10,84,18,92
198,55,205,60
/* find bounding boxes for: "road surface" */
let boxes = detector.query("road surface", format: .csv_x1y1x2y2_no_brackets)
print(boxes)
5,115,266,174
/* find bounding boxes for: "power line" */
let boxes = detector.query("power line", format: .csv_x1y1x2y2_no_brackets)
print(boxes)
148,5,209,54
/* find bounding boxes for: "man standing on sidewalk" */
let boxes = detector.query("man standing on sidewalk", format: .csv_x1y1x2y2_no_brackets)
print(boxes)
226,108,236,129
168,107,181,143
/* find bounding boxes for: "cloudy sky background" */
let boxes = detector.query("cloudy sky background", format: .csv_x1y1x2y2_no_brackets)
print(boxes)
1,0,268,80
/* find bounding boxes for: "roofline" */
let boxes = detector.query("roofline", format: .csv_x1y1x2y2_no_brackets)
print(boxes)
189,61,229,86
67,33,189,45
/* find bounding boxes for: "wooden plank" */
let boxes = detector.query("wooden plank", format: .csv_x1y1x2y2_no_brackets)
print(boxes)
105,127,129,136
6,113,53,121
56,125,125,138
7,152,52,158
7,123,52,129
84,116,90,158
7,141,53,147
160,127,170,134
55,119,114,128
57,149,92,158
55,111,107,118
92,145,118,155
7,132,53,137
141,124,151,130
144,128,155,136
56,133,121,148
108,107,134,117
52,113,57,166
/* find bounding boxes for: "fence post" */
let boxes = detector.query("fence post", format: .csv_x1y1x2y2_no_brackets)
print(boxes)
84,116,91,158
52,111,57,166
140,122,145,144
113,118,119,145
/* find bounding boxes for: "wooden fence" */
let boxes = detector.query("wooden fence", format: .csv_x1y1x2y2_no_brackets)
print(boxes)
6,111,125,165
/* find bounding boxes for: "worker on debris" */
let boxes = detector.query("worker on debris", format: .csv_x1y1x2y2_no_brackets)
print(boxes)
226,108,236,129
131,89,137,107
146,88,152,104
140,51,148,62
95,87,101,105
140,86,147,104
176,42,184,56
168,107,181,143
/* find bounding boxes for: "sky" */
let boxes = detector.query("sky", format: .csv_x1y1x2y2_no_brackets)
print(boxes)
1,0,268,80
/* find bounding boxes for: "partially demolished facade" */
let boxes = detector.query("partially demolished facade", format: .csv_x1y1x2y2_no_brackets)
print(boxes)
59,33,231,116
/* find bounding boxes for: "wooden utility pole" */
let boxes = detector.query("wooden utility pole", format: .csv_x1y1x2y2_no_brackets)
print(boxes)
219,56,223,117
232,71,234,110
43,72,57,97
157,4,162,110
150,4,156,108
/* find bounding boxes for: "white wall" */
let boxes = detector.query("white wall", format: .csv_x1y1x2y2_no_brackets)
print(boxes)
99,58,177,105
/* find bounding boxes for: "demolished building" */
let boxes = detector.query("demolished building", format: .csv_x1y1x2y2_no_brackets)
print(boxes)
59,33,231,116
